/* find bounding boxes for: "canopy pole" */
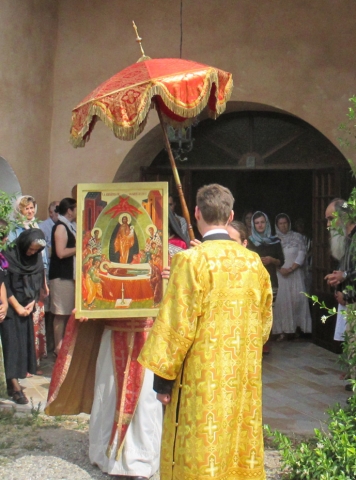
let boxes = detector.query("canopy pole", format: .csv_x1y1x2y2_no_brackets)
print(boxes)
155,100,195,241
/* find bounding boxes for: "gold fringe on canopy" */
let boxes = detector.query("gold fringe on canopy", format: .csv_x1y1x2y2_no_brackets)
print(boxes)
69,61,233,148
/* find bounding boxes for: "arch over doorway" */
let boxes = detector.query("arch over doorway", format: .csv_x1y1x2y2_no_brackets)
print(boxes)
113,102,293,183
132,105,352,353
113,100,345,184
141,107,349,230
0,156,22,195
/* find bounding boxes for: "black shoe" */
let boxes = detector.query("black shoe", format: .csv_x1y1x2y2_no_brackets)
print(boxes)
12,390,28,404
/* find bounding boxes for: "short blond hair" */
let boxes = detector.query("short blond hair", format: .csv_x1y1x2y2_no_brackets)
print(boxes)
18,196,36,214
196,184,234,225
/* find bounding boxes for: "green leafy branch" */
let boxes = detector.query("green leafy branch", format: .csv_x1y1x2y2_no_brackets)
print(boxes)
0,189,22,250
304,293,337,323
338,95,356,177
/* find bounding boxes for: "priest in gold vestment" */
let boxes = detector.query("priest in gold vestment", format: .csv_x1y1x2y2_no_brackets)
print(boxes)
138,184,273,480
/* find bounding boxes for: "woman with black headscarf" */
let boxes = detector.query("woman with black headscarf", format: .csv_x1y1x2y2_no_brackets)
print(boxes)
0,229,46,404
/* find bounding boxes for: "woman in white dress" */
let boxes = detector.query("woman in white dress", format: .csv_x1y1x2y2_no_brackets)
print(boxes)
273,213,312,339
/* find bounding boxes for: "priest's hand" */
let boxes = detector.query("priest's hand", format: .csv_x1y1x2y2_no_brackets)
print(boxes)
161,267,171,279
157,393,171,405
335,291,346,306
325,270,344,286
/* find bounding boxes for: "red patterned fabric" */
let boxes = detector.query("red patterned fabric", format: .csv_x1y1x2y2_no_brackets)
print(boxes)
45,315,153,455
46,313,79,405
70,58,233,146
106,318,153,456
33,301,47,365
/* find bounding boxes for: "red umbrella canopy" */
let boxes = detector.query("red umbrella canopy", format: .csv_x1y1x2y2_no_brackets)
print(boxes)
69,58,233,147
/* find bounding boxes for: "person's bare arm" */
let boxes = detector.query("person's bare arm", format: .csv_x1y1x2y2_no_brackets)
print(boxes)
43,273,49,296
39,272,50,301
280,263,300,277
8,296,35,317
0,283,8,321
54,224,76,259
261,256,280,267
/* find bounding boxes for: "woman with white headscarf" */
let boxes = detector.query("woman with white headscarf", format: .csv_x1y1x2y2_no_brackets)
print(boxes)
273,213,312,340
249,211,284,302
249,211,284,354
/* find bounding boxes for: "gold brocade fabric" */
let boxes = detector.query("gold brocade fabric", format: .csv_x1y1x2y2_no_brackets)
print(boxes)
69,58,233,146
138,240,273,480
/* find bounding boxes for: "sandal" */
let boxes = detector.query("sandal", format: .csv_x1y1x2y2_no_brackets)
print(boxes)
12,390,29,405
7,386,24,397
26,372,33,378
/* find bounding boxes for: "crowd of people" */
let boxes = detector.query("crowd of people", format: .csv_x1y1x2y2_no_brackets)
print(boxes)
0,194,76,404
1,185,349,480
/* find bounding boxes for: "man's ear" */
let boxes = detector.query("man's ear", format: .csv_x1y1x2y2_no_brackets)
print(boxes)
194,206,200,221
228,210,234,223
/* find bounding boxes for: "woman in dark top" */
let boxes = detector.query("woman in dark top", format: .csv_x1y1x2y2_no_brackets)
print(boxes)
1,228,46,404
249,212,284,294
49,197,76,356
0,219,9,322
248,211,284,353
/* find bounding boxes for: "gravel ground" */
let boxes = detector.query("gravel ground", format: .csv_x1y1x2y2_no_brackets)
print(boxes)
0,412,284,479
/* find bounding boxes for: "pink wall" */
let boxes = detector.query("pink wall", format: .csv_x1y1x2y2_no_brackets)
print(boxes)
0,1,57,218
1,1,356,214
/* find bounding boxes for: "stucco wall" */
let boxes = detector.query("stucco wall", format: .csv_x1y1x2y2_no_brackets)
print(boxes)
2,1,355,208
0,1,57,218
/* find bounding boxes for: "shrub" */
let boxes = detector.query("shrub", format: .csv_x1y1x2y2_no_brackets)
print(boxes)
265,395,356,479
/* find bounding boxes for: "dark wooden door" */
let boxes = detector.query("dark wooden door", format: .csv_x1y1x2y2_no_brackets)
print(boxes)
141,163,354,352
312,169,345,352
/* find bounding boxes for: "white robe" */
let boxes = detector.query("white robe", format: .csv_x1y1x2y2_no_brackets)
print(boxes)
273,231,312,334
89,329,163,477
334,304,346,341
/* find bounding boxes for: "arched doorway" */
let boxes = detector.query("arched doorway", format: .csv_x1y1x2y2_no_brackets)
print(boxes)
0,156,22,195
140,110,354,352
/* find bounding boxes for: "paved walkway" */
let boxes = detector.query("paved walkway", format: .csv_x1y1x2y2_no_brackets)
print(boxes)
0,340,350,436
263,339,349,435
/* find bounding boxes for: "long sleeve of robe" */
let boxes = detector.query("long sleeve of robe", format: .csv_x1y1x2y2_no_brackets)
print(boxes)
138,240,272,480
